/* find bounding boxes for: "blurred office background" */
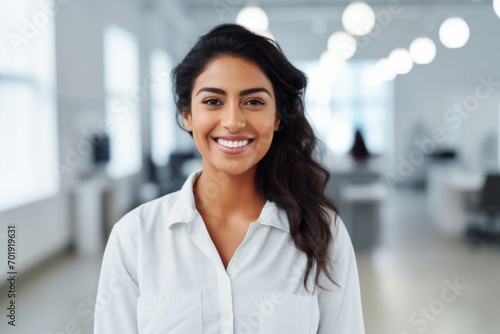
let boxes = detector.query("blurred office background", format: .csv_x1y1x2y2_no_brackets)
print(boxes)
1,0,500,333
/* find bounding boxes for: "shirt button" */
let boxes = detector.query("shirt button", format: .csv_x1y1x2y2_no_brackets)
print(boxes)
221,276,229,285
233,261,240,269
223,312,231,321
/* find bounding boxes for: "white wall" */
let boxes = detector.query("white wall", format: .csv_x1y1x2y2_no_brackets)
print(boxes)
0,0,194,283
392,16,500,174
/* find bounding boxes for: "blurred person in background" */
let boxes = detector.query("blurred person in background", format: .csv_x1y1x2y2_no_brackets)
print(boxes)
94,23,365,334
349,129,371,162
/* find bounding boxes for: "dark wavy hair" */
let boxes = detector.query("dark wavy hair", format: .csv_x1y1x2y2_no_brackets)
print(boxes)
171,23,339,293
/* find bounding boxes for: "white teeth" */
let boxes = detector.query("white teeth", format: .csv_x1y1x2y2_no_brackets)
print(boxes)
217,139,250,148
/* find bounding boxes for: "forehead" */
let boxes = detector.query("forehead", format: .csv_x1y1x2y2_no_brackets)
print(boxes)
193,56,274,93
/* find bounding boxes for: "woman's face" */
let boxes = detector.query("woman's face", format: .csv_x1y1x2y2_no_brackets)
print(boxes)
183,56,280,177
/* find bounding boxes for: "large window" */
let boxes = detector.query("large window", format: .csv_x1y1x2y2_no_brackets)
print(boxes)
0,1,59,211
296,60,393,155
103,24,142,179
150,49,176,166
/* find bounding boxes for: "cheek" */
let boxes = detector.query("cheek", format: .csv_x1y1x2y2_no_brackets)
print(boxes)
253,126,275,156
259,126,274,143
190,115,219,151
190,112,211,135
251,109,277,129
193,130,210,149
258,116,277,141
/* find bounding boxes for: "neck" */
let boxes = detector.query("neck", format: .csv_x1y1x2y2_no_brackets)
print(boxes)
193,166,265,224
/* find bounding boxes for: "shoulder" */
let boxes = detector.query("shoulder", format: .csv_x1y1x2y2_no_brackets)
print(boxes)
108,169,201,244
322,208,355,266
110,189,184,237
323,208,350,248
314,209,357,292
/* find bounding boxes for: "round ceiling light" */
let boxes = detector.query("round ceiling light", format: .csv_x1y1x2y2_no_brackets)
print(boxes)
236,6,269,33
439,17,470,49
409,37,437,65
342,2,376,36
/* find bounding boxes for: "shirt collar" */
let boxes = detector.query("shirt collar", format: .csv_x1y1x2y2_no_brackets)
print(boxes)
166,169,290,233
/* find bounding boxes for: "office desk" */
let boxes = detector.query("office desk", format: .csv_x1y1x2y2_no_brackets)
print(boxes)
323,155,388,250
426,167,484,238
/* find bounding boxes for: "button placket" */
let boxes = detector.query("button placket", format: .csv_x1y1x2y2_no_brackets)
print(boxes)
218,271,234,333
216,221,259,333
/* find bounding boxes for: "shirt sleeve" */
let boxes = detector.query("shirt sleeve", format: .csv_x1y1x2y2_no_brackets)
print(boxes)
317,215,366,334
94,213,140,334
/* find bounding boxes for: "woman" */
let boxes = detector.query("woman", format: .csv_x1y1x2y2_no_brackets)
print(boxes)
94,23,365,334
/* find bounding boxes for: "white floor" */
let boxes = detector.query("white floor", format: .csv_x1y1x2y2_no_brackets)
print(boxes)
358,189,500,334
1,189,499,334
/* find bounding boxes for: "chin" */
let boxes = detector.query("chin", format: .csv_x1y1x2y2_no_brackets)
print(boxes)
212,161,256,177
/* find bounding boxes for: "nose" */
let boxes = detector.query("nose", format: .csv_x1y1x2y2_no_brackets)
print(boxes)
220,104,245,132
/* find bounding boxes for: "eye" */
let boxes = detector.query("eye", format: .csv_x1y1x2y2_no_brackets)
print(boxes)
202,98,222,105
244,98,264,106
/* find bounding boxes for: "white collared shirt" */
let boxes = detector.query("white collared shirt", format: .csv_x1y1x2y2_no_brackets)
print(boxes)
94,170,365,334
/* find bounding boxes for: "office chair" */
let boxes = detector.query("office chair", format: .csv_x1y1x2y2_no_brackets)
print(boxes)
465,174,500,246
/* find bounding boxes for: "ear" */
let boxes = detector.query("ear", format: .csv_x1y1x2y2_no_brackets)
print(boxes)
182,108,193,131
274,116,281,132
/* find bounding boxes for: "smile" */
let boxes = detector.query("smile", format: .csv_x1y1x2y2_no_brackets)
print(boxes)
212,137,255,154
216,138,251,148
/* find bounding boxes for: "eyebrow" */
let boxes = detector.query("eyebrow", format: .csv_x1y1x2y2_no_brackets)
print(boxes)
195,87,272,97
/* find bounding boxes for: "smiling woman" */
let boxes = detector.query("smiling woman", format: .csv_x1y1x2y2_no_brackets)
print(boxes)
94,23,366,334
